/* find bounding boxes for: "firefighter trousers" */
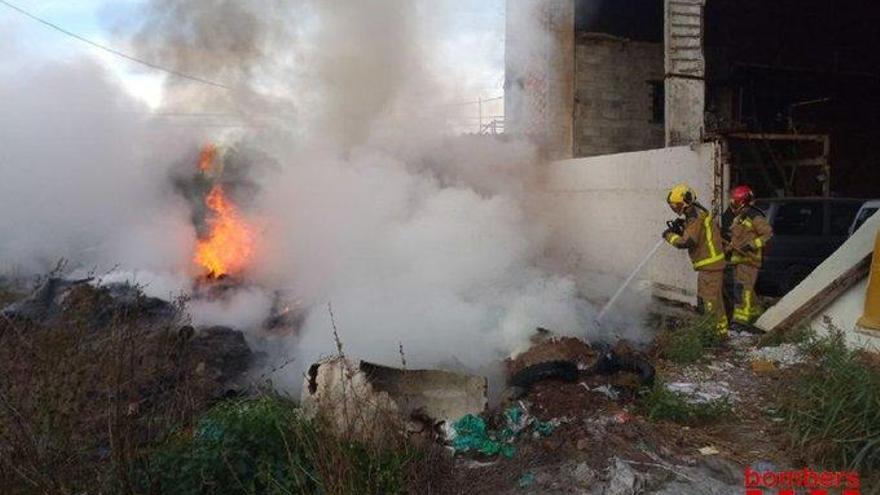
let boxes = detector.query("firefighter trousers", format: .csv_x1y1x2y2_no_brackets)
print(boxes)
732,264,761,325
697,269,728,336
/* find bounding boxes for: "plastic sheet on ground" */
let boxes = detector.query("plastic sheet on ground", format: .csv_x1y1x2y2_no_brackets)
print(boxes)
449,404,556,458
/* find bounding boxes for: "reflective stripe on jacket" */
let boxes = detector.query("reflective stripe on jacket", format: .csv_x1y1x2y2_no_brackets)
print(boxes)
665,206,725,271
729,207,773,268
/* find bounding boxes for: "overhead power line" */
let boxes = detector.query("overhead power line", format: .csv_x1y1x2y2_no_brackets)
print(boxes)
0,0,230,90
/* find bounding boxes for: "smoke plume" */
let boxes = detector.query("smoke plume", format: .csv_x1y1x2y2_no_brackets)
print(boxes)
0,1,648,395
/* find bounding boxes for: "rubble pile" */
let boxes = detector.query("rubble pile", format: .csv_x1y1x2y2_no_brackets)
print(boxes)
2,277,799,494
1,277,255,397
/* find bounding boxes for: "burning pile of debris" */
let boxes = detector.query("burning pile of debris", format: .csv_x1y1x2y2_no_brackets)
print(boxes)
299,327,656,456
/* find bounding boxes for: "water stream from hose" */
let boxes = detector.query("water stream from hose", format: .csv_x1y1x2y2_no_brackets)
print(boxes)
596,238,665,324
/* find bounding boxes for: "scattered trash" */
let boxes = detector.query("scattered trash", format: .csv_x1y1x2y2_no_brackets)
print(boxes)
613,411,632,424
461,459,497,469
752,460,777,473
517,471,535,488
586,383,620,400
747,344,804,369
665,381,736,404
449,403,556,458
603,457,644,495
698,446,720,456
450,414,516,458
749,358,778,375
572,462,597,485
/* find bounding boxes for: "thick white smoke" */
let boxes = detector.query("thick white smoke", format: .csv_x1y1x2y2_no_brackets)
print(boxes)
0,43,198,278
0,1,646,394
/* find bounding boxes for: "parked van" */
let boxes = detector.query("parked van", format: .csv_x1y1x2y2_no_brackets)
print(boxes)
848,200,880,237
753,198,867,296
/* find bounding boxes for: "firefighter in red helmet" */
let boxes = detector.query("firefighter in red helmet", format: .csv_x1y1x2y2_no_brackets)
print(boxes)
721,185,773,330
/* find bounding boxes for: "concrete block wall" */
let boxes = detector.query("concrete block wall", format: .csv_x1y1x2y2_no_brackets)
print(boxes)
574,36,665,157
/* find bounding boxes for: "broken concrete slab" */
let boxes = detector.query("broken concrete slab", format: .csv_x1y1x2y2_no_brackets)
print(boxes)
301,356,487,440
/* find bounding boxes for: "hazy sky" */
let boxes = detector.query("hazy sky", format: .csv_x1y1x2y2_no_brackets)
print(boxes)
0,0,505,111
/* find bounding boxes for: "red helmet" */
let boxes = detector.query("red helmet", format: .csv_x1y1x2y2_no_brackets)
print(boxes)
730,185,754,209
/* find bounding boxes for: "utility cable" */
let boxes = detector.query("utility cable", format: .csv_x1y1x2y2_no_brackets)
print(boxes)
0,0,230,90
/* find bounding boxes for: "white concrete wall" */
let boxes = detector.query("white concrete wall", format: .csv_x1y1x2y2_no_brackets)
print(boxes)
542,143,719,304
810,278,880,350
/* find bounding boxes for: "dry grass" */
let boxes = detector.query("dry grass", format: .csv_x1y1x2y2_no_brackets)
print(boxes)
0,285,455,495
0,284,215,495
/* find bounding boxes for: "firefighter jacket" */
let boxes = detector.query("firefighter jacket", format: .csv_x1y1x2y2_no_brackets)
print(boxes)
664,205,726,271
728,206,773,268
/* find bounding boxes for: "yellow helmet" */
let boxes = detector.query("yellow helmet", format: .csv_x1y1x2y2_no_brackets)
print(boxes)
667,183,696,206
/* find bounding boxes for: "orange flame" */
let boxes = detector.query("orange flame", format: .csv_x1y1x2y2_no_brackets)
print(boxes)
194,185,254,277
198,144,217,172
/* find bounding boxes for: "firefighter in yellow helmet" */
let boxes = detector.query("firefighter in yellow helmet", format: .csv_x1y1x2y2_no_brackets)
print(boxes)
662,183,729,336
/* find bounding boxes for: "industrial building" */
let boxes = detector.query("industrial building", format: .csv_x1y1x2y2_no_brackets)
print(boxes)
509,0,880,307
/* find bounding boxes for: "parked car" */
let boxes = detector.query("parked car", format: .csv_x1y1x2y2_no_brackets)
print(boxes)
848,200,880,237
753,197,868,296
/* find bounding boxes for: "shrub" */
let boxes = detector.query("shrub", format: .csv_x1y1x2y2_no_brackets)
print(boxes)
782,329,880,472
757,324,815,348
142,395,442,495
657,314,723,364
0,284,211,495
142,396,315,495
639,381,732,425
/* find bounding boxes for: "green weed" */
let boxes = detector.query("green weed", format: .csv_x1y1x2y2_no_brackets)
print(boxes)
142,395,438,495
657,314,724,364
639,381,732,425
757,324,815,348
781,328,880,473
